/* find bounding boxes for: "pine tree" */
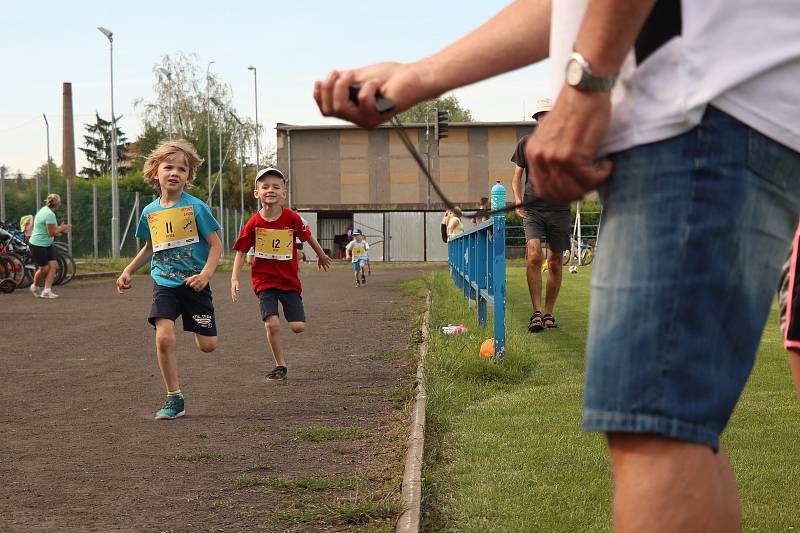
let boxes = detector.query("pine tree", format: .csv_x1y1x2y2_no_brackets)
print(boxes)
79,113,129,178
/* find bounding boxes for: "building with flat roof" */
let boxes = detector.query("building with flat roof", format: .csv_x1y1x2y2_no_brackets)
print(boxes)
276,121,536,261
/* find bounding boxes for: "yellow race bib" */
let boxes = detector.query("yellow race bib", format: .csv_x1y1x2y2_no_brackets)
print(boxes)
148,206,199,252
255,227,294,260
352,246,366,258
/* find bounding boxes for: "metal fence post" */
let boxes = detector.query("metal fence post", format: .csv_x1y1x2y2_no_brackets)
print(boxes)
135,192,141,252
92,183,98,263
492,214,506,360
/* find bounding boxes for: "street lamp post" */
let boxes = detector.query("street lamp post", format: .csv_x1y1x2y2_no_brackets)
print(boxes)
206,61,215,202
229,111,245,232
157,67,173,136
247,66,259,170
210,97,225,253
98,26,120,258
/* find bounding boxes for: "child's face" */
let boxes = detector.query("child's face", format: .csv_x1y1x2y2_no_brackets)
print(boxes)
355,235,363,241
254,176,287,206
156,152,190,194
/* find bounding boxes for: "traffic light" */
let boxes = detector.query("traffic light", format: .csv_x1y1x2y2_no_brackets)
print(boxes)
435,110,449,140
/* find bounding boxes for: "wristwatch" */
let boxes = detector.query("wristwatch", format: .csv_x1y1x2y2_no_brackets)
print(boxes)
565,51,617,92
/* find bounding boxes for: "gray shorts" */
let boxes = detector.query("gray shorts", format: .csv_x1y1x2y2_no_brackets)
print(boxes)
523,210,571,252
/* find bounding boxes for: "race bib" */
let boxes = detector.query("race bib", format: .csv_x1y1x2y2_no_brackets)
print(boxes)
255,228,293,260
148,206,199,252
352,246,366,258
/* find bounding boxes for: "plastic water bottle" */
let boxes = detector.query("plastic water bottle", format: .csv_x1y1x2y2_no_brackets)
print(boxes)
491,180,506,212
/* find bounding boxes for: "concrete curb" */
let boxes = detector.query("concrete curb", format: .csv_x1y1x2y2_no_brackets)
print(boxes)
73,271,121,280
396,290,431,533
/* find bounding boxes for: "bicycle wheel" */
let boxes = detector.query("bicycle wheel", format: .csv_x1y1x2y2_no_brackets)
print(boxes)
0,278,16,293
578,244,594,266
4,252,27,286
53,253,66,286
57,251,76,285
562,247,572,266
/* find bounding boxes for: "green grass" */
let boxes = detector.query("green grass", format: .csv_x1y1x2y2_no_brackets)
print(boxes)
181,451,224,462
423,266,800,532
292,426,370,442
234,474,358,492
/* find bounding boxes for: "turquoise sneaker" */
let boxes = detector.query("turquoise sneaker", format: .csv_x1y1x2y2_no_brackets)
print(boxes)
154,395,185,420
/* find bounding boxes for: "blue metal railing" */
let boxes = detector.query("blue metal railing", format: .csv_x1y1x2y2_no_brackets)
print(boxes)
447,215,506,360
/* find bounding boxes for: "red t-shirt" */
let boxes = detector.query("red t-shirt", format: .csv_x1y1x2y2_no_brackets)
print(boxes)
233,208,311,294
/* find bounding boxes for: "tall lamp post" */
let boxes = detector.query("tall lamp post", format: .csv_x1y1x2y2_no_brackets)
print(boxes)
157,67,173,136
229,111,245,232
98,26,120,258
210,97,225,252
206,61,215,202
247,65,259,170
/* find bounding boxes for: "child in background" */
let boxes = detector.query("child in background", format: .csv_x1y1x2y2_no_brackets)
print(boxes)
116,139,222,420
345,229,369,287
231,168,331,381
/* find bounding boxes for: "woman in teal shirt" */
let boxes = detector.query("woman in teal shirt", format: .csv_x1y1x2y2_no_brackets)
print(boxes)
28,193,71,298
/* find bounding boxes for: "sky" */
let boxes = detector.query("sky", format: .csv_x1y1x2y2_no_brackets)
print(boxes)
1,0,552,177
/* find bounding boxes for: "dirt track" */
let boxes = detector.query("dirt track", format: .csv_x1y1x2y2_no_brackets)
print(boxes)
0,265,429,532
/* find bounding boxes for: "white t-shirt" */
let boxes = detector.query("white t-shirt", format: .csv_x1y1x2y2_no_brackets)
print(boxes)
346,239,369,262
550,0,800,155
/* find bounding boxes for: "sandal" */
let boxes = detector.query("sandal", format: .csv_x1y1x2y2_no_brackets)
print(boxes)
543,314,558,328
528,311,544,332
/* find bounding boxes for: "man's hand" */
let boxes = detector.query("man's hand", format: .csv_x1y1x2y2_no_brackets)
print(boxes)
515,205,527,220
527,86,614,203
317,254,332,271
185,272,211,292
314,62,431,129
116,271,131,294
230,277,239,303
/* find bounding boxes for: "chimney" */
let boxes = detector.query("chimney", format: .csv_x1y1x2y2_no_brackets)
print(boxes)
62,82,76,180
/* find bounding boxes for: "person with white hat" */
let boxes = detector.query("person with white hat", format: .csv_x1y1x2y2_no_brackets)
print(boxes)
511,97,569,333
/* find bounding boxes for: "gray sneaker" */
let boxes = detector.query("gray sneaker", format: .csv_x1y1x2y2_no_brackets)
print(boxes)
39,289,59,299
29,284,40,297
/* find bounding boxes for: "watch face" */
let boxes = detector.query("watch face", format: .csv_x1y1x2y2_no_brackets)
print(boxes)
566,59,583,86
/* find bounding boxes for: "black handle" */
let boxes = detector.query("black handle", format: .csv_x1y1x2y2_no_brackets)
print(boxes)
349,84,396,115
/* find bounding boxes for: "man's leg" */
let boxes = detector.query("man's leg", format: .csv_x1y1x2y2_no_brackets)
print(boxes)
609,433,740,533
544,251,562,316
526,238,543,312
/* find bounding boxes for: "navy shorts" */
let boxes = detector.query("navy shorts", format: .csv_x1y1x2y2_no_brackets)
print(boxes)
523,210,571,252
29,243,56,267
583,106,800,451
258,288,305,323
148,283,217,336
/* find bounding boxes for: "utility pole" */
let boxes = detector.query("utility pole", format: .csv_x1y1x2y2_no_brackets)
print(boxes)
43,113,51,196
206,60,215,201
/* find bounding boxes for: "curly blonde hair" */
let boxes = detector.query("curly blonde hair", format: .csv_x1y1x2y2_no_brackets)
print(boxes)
142,139,204,187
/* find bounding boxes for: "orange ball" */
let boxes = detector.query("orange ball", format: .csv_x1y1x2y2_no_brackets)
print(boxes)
480,338,494,358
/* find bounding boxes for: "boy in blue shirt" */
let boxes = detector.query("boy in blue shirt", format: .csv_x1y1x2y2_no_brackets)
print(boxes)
116,139,222,420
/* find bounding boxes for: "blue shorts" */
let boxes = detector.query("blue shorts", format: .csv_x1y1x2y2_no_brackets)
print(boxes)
583,106,800,451
258,288,305,323
353,258,368,271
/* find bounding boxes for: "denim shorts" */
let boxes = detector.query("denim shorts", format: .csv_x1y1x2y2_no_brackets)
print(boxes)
583,106,800,451
353,258,368,272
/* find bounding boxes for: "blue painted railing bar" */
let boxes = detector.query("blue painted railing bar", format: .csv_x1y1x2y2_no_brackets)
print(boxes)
447,215,506,360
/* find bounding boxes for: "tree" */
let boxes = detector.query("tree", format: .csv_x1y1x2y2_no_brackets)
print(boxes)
396,95,473,123
133,53,259,205
79,113,130,178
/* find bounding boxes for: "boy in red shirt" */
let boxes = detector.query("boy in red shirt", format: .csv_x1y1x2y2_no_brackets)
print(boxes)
230,168,331,381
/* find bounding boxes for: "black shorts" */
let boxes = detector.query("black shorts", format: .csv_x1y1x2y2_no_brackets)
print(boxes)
779,223,800,350
258,288,305,323
148,283,217,336
29,243,56,267
523,210,571,252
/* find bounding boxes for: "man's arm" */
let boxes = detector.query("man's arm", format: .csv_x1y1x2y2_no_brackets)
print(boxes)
528,0,657,203
315,0,552,128
511,165,526,220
